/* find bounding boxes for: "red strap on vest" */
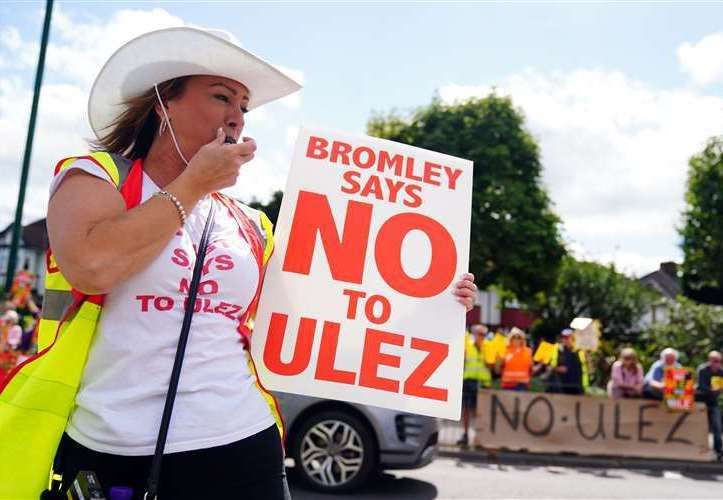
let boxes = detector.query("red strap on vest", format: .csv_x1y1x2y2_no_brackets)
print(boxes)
213,193,269,348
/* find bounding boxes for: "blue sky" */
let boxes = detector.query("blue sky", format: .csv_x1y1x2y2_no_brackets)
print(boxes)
2,1,723,276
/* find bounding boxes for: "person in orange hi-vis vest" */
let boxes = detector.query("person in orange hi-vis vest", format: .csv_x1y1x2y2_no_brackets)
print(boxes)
497,327,534,391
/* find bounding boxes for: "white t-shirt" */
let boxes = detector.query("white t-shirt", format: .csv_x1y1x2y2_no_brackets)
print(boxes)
51,160,274,455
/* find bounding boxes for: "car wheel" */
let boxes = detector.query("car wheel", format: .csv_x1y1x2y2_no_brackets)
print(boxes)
290,409,377,493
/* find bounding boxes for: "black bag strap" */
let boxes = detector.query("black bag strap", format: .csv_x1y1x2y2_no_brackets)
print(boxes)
145,200,216,500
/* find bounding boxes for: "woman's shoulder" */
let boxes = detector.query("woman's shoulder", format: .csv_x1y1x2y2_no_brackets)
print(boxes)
54,151,133,185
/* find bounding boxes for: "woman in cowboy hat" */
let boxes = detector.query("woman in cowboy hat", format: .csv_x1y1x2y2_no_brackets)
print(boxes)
5,26,479,499
41,27,302,500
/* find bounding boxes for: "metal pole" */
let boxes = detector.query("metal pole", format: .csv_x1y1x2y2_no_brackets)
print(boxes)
4,0,54,292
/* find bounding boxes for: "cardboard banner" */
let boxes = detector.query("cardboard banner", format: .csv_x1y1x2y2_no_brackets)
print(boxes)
475,390,711,461
251,127,473,419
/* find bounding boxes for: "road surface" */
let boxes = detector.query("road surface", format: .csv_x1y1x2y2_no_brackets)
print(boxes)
289,457,723,499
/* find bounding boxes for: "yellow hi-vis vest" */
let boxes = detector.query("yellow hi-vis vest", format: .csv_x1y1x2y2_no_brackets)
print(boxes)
463,332,492,387
0,152,278,499
549,344,590,390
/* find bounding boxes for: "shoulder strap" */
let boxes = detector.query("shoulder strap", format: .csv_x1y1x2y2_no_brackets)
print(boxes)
145,202,216,500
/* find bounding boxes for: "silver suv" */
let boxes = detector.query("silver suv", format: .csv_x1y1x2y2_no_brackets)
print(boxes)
274,391,439,494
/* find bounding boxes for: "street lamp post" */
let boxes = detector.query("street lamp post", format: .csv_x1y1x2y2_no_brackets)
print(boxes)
4,0,54,293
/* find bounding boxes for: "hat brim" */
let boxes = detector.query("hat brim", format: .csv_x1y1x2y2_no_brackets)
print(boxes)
88,27,302,138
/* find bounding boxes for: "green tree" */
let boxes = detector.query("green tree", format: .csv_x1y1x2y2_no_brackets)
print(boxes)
532,256,652,344
367,94,565,302
639,297,723,369
680,136,723,304
248,190,284,226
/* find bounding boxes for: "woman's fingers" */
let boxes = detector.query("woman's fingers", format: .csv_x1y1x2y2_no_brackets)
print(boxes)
226,137,256,157
453,273,477,311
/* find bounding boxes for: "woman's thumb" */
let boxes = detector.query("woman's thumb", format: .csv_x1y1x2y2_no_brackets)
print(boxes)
215,127,224,144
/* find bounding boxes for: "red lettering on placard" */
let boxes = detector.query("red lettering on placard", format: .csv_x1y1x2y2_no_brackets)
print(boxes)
384,178,405,203
315,321,356,384
405,157,424,182
331,141,352,165
403,337,449,401
353,146,376,169
306,136,329,160
375,213,457,298
444,166,463,190
359,328,403,393
341,170,361,194
378,151,403,176
404,184,423,208
263,312,316,376
342,289,366,320
364,294,391,325
360,175,384,200
283,191,372,283
423,162,442,186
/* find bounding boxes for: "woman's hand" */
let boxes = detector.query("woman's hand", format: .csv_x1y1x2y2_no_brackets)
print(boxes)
181,127,257,196
453,272,477,312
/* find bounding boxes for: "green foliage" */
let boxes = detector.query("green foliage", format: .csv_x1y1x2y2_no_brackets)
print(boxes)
531,256,653,344
639,296,723,369
680,136,723,299
248,190,284,226
367,94,565,302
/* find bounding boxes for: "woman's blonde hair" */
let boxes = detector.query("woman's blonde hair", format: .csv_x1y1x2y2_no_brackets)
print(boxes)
89,77,190,160
620,347,637,361
507,327,526,342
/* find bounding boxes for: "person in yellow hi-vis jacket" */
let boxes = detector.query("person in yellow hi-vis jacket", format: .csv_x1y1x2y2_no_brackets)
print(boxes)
457,324,493,447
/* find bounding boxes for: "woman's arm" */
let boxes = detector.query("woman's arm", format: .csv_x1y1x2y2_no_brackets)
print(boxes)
47,171,203,294
610,362,629,389
48,130,257,294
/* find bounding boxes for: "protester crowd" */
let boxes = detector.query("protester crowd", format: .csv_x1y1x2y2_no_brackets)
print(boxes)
460,324,723,461
0,267,40,381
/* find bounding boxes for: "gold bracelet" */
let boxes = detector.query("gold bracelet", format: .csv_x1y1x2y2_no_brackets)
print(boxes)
153,190,187,226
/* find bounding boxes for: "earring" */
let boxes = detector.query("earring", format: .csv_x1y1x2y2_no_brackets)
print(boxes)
159,116,169,136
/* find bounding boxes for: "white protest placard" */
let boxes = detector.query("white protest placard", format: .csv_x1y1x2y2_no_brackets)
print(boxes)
570,317,601,352
250,127,473,419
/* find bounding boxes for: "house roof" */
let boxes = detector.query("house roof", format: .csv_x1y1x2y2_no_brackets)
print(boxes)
0,218,49,251
639,263,681,300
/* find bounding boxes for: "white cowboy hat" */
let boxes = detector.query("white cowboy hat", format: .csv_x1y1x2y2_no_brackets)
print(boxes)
88,26,302,138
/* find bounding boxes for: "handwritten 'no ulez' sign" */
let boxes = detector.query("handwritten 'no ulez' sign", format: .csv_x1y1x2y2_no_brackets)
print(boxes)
476,390,710,460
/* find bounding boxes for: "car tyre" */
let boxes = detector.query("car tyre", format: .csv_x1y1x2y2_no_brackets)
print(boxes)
290,409,377,493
